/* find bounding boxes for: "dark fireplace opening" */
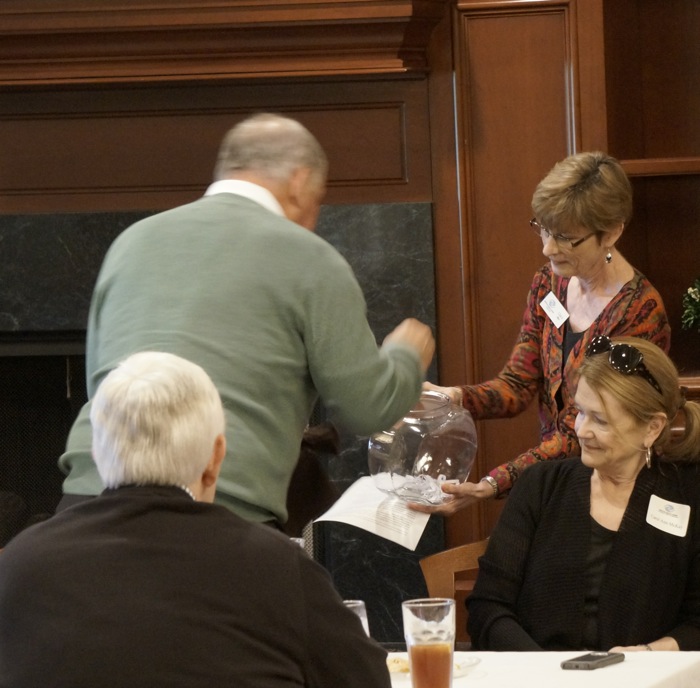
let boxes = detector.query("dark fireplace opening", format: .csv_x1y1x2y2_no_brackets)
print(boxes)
0,351,87,545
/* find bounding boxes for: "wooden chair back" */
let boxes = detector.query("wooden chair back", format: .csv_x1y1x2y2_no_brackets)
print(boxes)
419,539,488,644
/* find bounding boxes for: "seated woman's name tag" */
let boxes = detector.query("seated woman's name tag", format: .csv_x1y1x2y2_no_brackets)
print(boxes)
646,495,690,537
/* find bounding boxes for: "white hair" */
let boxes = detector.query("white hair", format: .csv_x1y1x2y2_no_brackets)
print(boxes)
90,352,225,489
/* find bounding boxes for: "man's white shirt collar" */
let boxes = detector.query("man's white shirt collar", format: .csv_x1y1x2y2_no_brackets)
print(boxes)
204,180,285,218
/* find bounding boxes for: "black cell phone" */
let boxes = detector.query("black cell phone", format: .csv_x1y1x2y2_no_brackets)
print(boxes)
561,651,625,670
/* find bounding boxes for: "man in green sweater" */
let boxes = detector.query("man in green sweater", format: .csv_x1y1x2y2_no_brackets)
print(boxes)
59,113,434,527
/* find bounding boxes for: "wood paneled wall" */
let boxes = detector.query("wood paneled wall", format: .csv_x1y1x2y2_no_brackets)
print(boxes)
0,79,433,213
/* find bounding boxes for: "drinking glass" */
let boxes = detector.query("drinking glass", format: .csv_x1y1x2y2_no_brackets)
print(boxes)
343,599,370,636
401,598,455,688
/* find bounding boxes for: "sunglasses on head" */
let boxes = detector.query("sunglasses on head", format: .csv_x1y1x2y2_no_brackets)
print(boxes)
585,335,663,395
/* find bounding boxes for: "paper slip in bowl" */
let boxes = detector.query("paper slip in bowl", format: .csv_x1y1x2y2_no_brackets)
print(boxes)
387,652,480,683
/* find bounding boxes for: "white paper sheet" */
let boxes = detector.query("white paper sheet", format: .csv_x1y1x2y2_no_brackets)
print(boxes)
315,476,430,550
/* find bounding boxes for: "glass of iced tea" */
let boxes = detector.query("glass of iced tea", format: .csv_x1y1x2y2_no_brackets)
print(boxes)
401,598,455,688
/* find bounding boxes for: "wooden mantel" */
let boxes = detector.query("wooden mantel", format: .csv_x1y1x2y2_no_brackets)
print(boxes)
0,0,449,86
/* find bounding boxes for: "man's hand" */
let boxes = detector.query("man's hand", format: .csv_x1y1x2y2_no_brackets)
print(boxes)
406,479,495,516
422,381,463,406
383,319,435,373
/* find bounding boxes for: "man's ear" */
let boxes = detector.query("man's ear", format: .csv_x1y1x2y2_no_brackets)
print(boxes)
274,167,307,225
288,166,312,204
201,434,226,489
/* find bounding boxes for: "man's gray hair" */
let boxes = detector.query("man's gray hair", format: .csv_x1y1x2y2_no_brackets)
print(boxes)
90,352,226,489
214,112,328,183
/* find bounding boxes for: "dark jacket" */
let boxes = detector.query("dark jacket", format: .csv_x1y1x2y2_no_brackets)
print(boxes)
468,458,700,651
0,486,390,688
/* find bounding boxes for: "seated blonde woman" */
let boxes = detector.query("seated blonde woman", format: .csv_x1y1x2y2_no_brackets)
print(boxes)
467,336,700,651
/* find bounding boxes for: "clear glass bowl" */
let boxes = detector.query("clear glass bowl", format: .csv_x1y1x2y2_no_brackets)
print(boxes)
368,390,477,505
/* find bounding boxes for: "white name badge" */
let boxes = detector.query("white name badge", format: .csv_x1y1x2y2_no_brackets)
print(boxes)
540,291,570,328
646,494,690,537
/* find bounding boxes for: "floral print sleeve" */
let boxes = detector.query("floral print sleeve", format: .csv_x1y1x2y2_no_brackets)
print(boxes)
460,265,670,495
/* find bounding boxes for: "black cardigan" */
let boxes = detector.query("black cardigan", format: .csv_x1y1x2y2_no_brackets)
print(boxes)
467,457,700,651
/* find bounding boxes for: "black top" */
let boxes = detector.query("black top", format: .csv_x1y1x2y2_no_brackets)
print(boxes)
556,324,585,410
582,518,617,649
562,324,585,367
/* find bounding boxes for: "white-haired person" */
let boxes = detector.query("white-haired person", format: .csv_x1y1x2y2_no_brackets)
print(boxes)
0,352,392,688
467,337,700,651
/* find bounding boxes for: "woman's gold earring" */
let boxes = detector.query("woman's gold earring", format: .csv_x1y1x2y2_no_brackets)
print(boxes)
646,446,653,469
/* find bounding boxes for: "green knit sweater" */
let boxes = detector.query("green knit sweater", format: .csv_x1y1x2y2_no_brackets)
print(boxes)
60,192,422,523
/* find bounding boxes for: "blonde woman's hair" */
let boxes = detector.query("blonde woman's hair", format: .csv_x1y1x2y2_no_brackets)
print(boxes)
578,337,700,462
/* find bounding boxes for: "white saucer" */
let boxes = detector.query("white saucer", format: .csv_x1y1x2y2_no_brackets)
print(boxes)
387,651,481,683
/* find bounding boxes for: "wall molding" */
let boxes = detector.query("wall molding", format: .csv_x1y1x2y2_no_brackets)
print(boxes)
0,0,448,85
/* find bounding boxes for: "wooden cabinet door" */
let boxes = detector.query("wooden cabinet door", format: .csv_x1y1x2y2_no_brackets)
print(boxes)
445,0,584,543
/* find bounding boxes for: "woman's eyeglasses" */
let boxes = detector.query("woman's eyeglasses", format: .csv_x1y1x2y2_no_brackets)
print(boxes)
585,335,663,395
529,218,595,249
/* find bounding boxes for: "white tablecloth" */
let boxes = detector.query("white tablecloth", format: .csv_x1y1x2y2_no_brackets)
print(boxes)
388,651,700,688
